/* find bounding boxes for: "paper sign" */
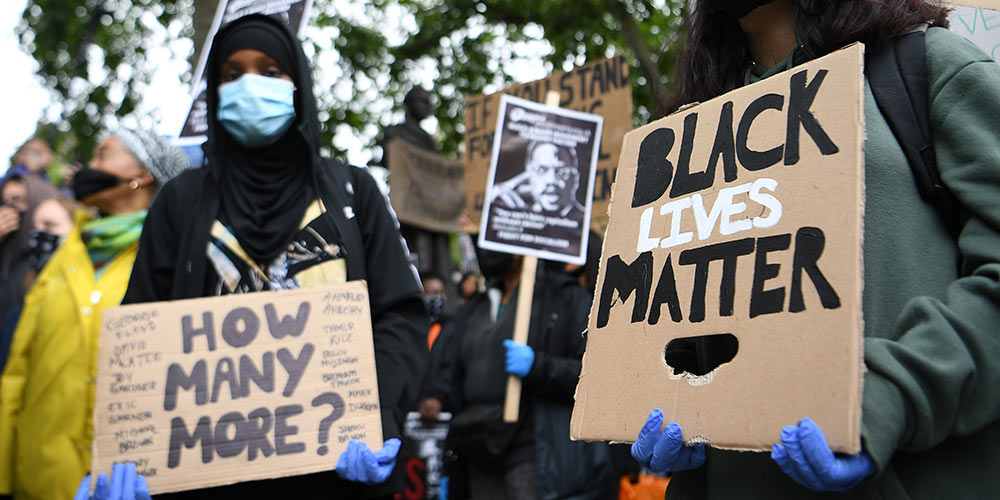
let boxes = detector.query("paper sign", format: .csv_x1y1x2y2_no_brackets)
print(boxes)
91,282,383,494
176,0,313,146
386,139,465,233
571,44,866,453
464,55,632,235
949,4,1000,60
478,95,603,265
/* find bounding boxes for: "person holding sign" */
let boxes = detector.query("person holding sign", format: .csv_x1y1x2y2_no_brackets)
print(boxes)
0,127,190,500
120,14,427,499
419,246,617,500
632,0,1000,498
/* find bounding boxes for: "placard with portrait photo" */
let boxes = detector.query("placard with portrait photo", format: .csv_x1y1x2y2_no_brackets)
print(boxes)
479,94,604,264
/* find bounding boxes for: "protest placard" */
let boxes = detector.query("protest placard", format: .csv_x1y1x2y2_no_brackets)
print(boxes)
399,412,451,500
949,3,1000,60
479,94,603,265
950,0,1000,9
176,0,312,146
91,281,383,493
464,55,632,235
571,44,866,453
386,139,465,233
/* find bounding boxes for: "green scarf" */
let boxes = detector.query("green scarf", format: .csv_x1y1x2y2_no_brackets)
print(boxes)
82,210,147,279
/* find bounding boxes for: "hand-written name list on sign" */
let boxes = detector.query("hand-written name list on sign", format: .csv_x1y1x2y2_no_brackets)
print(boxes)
93,282,384,494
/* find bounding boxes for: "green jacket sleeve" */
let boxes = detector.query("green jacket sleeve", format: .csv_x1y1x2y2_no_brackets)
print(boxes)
861,28,1000,470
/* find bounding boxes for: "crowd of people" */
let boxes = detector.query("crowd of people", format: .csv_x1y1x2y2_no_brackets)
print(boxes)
1,0,999,499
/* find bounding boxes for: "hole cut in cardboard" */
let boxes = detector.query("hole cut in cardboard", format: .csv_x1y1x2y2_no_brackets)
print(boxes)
663,334,739,377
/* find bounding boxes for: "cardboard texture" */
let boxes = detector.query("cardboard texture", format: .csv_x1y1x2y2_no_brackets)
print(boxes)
571,44,866,453
949,4,1000,60
386,139,466,233
464,55,632,235
479,94,604,265
950,0,1000,10
91,281,383,494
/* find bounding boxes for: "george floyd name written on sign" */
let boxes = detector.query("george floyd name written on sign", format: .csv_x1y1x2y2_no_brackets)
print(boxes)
464,55,632,235
92,282,383,494
571,44,866,453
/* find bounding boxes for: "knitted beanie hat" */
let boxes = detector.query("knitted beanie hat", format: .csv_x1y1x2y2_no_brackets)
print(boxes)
109,127,191,186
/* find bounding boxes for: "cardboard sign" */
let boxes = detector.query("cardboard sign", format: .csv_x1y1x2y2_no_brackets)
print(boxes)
478,95,603,264
950,0,1000,9
176,0,313,146
949,4,1000,60
399,412,451,500
91,282,383,494
464,55,633,235
571,44,866,453
386,139,465,233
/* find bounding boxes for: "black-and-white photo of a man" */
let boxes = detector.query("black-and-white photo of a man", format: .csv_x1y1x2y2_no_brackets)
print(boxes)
490,140,585,222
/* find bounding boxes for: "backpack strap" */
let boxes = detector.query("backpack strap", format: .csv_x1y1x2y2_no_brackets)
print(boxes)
866,30,960,227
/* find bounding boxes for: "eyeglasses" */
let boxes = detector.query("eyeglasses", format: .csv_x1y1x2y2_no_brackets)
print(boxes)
528,164,578,180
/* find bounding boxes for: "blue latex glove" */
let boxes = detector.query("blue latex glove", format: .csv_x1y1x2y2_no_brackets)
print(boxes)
503,339,535,378
631,408,706,473
771,418,875,493
335,438,402,484
74,463,151,500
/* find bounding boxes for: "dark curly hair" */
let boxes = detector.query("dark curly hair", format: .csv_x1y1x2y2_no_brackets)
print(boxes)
668,0,951,113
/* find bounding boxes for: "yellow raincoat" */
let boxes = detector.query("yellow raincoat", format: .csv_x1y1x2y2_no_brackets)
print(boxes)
0,212,138,500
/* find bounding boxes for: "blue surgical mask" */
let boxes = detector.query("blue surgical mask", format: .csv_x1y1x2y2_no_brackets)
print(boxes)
217,73,297,148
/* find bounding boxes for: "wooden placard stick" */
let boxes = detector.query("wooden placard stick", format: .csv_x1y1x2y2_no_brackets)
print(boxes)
502,90,561,423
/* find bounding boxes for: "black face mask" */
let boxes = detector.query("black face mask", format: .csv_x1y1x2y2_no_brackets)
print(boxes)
27,229,62,271
705,0,776,18
73,167,125,201
476,248,515,284
425,294,446,324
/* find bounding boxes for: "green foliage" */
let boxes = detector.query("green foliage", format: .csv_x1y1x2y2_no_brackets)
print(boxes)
18,0,188,162
20,0,687,164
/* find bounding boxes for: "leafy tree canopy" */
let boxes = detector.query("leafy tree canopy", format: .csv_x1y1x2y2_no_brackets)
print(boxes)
19,0,687,164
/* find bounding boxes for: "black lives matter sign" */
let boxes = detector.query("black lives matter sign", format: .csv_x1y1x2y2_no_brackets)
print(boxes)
92,282,383,494
572,45,866,454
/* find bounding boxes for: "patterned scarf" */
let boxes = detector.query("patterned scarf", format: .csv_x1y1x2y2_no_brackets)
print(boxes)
82,210,147,279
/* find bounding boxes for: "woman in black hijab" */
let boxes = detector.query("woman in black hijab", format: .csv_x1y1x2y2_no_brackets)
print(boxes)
124,14,428,499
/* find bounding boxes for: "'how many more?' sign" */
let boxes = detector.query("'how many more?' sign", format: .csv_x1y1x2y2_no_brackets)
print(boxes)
92,282,383,494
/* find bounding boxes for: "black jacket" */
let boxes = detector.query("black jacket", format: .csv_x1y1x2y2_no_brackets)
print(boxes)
123,161,428,498
424,268,617,500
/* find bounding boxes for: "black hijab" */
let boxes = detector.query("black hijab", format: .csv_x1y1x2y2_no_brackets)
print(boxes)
205,14,321,264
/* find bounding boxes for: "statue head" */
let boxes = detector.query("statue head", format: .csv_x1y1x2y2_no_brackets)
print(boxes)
404,87,433,121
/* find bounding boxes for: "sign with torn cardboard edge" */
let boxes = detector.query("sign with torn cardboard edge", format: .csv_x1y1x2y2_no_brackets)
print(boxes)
464,55,632,236
570,44,866,453
91,281,383,494
386,139,465,234
479,94,604,265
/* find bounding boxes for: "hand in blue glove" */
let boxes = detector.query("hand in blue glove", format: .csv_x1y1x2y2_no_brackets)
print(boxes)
631,408,706,474
335,438,402,485
503,339,534,378
771,418,875,493
74,463,151,500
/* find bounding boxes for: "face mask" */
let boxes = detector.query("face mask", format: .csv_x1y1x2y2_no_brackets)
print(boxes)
425,294,446,324
73,167,126,201
476,248,515,284
705,0,776,18
27,229,63,271
217,73,297,148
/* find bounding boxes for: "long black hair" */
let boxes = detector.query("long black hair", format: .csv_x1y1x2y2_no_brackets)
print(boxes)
669,0,951,112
